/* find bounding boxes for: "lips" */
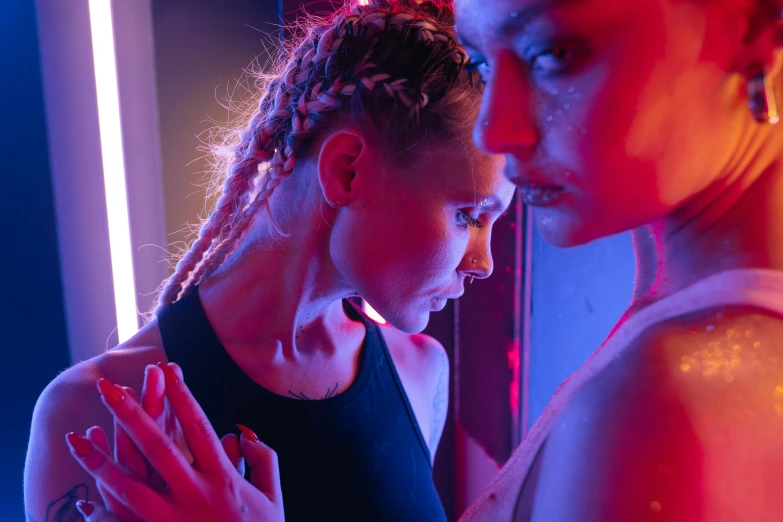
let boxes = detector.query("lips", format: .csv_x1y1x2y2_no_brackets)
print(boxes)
507,176,565,207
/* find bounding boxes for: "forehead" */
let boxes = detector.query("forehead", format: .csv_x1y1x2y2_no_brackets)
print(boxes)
455,0,629,43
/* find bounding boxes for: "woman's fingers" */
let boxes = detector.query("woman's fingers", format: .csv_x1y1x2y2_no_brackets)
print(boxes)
115,386,150,480
85,426,146,522
141,364,166,419
66,432,168,521
86,425,110,454
237,425,282,504
96,377,195,491
157,362,230,473
221,433,245,476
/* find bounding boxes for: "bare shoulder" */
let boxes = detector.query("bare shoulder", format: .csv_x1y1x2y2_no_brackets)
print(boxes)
382,325,447,373
381,325,449,460
382,326,448,400
534,306,783,522
24,320,167,521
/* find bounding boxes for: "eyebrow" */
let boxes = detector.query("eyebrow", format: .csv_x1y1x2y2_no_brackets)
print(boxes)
458,0,587,45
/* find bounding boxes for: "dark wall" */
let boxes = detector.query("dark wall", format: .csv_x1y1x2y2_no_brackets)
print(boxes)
1,1,71,520
151,0,280,253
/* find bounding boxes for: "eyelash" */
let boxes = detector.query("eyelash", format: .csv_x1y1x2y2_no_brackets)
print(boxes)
457,211,485,230
466,44,583,82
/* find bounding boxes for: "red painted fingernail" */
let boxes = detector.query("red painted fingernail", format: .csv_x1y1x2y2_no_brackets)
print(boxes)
66,432,94,458
237,424,260,443
76,500,94,516
157,362,180,385
97,378,126,406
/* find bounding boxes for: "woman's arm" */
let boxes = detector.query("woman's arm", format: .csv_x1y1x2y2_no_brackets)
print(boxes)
24,346,160,522
24,364,115,522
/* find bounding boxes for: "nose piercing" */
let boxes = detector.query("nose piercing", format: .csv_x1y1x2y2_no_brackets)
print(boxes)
468,275,475,285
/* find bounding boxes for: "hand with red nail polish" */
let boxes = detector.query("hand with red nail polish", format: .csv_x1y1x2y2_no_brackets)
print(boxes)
68,363,285,522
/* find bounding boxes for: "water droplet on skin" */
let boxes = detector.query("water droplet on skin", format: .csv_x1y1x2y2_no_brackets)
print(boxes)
574,93,582,99
563,102,571,109
707,325,715,332
555,109,562,115
510,11,518,17
546,115,554,122
567,86,575,94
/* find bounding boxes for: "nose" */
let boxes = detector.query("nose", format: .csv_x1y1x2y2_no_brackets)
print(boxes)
473,50,539,157
461,230,494,282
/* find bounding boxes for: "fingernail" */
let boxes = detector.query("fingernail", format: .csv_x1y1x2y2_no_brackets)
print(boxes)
236,424,260,443
76,500,94,516
157,362,180,385
66,432,94,458
97,378,126,407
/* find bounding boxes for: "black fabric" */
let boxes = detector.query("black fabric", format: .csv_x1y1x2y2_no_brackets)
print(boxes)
158,289,447,522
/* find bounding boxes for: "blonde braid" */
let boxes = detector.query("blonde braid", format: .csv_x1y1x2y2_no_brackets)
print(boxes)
156,3,471,311
155,85,279,311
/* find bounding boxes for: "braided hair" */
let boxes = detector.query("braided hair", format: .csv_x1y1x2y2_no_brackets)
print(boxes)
154,0,482,313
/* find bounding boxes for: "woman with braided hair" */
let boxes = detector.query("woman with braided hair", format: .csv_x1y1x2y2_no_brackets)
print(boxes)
453,0,783,520
24,1,515,521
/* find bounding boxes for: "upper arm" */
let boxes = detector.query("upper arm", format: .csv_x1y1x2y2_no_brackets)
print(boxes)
24,365,113,522
532,309,783,522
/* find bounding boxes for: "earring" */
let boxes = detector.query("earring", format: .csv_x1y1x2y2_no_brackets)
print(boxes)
748,72,780,124
327,199,346,208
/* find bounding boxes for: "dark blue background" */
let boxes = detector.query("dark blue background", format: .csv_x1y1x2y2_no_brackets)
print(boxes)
1,1,71,521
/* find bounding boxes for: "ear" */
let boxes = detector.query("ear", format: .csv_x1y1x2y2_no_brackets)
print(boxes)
317,128,368,208
733,5,783,79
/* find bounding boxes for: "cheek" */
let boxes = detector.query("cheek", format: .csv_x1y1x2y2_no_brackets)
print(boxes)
336,207,459,289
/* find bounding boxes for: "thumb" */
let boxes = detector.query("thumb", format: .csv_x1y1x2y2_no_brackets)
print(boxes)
236,424,282,503
221,433,246,476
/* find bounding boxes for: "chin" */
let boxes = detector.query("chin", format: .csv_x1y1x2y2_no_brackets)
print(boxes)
380,308,430,335
536,222,596,248
534,209,620,249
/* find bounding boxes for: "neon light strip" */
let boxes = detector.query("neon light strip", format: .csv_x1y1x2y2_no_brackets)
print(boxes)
363,301,387,324
88,0,138,343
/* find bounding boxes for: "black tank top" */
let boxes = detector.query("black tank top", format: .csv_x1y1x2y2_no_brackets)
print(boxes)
158,289,447,522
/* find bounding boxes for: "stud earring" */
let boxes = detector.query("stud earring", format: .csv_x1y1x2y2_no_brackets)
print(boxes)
748,71,780,124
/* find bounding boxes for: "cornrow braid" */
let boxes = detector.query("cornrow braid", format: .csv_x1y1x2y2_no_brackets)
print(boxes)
154,0,479,313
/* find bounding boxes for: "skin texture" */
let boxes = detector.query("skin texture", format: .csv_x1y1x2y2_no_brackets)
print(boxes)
455,0,783,520
24,126,513,522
